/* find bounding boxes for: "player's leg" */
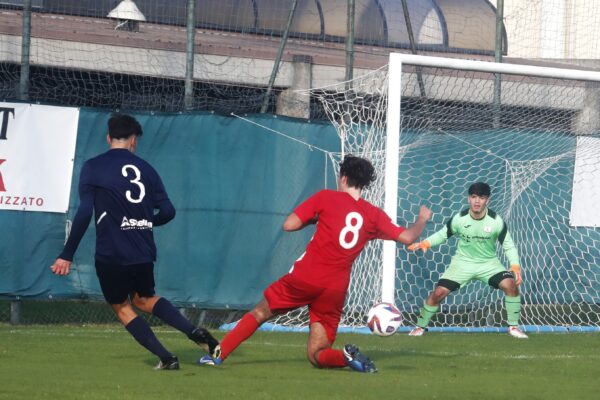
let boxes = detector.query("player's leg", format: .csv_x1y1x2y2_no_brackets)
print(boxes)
132,293,219,353
216,298,275,362
198,273,319,366
410,281,455,336
130,263,219,354
112,300,179,369
308,287,376,372
309,323,372,372
488,270,528,338
199,298,276,365
95,261,178,369
411,260,475,335
307,289,346,369
307,322,344,368
129,263,179,325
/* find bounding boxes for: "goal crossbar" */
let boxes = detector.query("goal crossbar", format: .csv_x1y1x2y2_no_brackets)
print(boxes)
391,53,600,82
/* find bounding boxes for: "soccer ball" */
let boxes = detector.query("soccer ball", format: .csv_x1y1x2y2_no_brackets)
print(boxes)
367,302,403,337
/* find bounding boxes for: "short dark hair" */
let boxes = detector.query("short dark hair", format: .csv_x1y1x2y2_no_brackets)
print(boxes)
468,182,491,197
339,155,376,189
108,113,143,140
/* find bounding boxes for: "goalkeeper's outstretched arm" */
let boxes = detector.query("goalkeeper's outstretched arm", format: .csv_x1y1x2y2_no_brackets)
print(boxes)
408,215,456,252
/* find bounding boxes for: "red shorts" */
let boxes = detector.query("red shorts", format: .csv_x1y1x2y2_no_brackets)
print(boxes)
264,273,346,343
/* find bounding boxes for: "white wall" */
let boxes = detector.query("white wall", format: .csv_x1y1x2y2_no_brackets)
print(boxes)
491,0,600,60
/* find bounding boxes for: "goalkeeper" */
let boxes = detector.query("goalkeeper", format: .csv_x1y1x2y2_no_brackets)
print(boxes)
408,182,528,339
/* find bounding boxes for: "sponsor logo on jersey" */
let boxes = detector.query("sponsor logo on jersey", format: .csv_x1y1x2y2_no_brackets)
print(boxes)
121,216,153,230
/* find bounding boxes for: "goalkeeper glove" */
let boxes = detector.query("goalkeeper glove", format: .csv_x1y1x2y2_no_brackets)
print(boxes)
407,240,431,253
510,265,522,286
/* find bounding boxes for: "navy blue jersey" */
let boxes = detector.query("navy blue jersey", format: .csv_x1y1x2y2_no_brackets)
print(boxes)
59,148,175,265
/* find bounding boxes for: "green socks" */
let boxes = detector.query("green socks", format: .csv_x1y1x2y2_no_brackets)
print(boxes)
505,295,522,326
416,296,521,328
416,304,439,328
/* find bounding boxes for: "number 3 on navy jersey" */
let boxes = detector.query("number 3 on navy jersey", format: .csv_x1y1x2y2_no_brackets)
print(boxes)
122,164,146,203
339,212,363,249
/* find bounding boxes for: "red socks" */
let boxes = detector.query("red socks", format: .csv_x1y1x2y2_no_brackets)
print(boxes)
220,313,346,369
316,348,347,368
220,313,260,360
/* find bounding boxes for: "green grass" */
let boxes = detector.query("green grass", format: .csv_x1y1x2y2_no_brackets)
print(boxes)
1,325,599,400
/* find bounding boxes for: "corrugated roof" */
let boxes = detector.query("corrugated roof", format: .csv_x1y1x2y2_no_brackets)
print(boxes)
23,0,505,55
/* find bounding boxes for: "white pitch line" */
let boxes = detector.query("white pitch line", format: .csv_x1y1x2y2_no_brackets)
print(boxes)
4,329,599,360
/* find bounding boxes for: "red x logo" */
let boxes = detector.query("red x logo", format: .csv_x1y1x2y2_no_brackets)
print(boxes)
0,159,6,192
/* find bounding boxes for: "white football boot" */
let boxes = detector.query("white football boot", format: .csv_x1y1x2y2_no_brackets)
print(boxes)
408,327,427,336
508,326,529,339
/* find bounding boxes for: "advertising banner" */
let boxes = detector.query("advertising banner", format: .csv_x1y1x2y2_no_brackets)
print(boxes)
0,102,79,213
570,136,600,227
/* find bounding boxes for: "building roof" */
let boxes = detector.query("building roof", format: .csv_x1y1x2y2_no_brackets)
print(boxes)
9,0,506,55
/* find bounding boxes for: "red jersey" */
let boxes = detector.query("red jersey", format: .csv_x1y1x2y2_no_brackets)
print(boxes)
290,189,405,291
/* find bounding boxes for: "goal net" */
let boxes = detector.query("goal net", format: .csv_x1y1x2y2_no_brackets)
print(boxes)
274,54,600,332
268,68,391,331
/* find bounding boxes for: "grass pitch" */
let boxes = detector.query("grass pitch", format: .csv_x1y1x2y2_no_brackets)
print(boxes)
1,324,598,400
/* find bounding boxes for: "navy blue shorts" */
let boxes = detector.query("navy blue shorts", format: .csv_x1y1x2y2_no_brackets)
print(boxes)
95,261,155,304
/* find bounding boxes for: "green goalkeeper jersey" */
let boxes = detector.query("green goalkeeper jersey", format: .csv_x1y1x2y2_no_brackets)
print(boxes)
425,208,520,266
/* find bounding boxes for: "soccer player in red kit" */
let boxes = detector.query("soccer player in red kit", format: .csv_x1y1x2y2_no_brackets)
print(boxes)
199,156,432,372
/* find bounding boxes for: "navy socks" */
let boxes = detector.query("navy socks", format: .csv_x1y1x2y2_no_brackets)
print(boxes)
152,297,195,336
125,316,172,360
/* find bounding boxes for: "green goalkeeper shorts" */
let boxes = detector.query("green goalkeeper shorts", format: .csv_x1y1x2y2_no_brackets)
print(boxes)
440,257,506,287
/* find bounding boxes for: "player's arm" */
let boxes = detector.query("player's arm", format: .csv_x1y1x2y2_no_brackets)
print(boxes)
283,212,317,232
283,191,323,232
408,213,456,252
374,206,431,245
51,166,94,275
499,223,522,285
396,206,432,245
154,199,175,226
153,174,176,227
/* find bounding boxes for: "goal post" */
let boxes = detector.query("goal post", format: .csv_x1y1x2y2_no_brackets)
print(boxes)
271,53,600,333
381,53,403,304
382,53,600,332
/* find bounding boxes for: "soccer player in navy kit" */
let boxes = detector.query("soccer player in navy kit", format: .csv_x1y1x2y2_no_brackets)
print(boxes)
199,156,432,372
50,113,218,369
